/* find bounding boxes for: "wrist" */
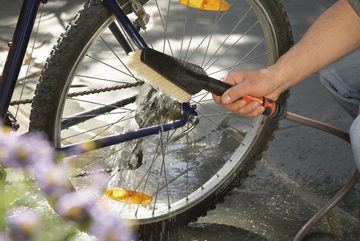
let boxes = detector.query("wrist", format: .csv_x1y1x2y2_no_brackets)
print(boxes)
261,64,289,95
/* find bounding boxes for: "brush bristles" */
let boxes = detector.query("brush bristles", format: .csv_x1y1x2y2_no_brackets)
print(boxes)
127,50,192,102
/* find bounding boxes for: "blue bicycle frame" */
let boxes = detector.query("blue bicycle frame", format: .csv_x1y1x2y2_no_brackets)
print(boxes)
0,0,196,156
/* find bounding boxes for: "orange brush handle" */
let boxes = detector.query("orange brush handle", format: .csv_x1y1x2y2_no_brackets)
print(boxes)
242,95,278,117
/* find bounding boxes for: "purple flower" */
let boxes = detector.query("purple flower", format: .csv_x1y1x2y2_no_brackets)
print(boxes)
6,207,39,241
0,234,9,241
0,131,54,169
56,190,95,224
84,165,109,193
89,204,136,241
33,163,73,198
0,132,19,167
63,141,98,157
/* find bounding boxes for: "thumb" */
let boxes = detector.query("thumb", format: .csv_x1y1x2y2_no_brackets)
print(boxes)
221,81,249,104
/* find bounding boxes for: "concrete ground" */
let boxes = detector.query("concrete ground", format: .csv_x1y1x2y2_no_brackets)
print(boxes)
1,0,359,241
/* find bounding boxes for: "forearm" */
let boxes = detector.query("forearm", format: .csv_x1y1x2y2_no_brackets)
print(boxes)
215,0,360,116
269,0,360,93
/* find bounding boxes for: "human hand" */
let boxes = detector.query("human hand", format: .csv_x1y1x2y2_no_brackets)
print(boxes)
213,68,283,117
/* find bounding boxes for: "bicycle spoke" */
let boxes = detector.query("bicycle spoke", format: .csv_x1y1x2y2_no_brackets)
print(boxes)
33,0,290,225
179,0,191,60
195,108,249,146
189,130,234,171
89,118,128,141
209,52,269,75
85,54,138,80
162,0,171,53
203,7,255,70
159,127,171,208
135,132,168,216
68,97,135,112
71,146,127,177
194,91,212,103
186,0,236,61
206,23,261,72
99,36,138,80
150,133,198,198
61,112,135,142
15,3,45,120
74,74,132,85
231,38,265,72
186,135,190,200
207,37,265,76
191,100,254,129
119,139,162,215
61,96,137,129
151,164,197,197
192,91,210,100
183,11,202,61
152,128,237,195
200,0,230,67
142,30,154,49
154,0,174,56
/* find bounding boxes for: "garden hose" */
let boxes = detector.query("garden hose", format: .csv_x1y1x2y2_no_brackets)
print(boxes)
283,112,359,241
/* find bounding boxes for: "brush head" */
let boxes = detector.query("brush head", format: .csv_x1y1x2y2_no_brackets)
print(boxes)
127,50,192,102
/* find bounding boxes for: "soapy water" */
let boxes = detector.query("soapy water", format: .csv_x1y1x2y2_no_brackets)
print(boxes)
69,83,250,221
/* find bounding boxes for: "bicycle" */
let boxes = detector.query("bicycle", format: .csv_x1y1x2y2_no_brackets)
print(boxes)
0,0,294,238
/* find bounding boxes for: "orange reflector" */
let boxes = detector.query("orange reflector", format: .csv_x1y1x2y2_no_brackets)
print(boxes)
104,188,152,205
179,0,230,11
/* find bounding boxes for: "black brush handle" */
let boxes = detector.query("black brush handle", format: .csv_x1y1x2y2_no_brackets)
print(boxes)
205,76,284,119
206,77,232,96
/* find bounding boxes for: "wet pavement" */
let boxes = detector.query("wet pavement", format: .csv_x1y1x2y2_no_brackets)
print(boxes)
1,0,360,240
192,1,360,240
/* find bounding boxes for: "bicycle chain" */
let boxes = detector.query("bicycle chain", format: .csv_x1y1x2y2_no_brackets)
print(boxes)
9,81,144,106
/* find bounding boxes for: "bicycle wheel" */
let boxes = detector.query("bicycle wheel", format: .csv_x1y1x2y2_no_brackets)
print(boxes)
30,0,292,237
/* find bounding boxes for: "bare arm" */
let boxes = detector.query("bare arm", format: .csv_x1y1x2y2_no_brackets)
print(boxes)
214,0,360,116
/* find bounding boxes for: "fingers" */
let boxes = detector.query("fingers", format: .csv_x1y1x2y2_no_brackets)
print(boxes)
221,83,247,105
212,69,276,117
233,99,265,117
212,93,221,104
247,106,266,117
220,73,248,104
222,72,245,85
212,93,265,117
212,75,263,117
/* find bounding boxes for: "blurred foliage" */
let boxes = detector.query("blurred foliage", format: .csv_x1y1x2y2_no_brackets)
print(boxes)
0,167,79,241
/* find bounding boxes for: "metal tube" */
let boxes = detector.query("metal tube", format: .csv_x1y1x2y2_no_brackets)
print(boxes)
58,103,197,156
58,114,189,156
61,96,137,130
103,0,148,49
0,0,42,117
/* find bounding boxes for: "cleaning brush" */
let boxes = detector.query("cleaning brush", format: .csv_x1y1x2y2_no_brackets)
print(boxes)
127,47,283,118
